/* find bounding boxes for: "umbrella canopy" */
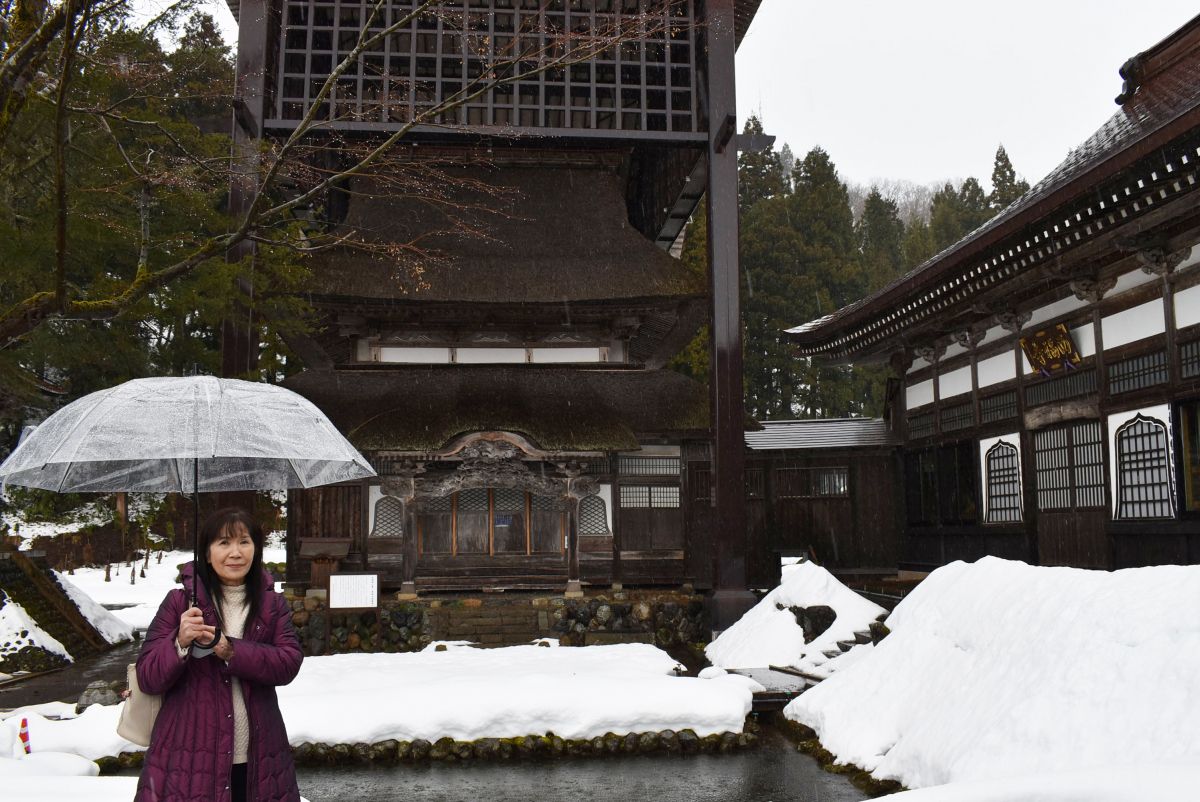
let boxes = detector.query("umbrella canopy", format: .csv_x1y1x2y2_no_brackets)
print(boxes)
0,376,376,493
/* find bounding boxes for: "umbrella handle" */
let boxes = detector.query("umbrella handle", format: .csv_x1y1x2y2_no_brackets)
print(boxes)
190,625,223,658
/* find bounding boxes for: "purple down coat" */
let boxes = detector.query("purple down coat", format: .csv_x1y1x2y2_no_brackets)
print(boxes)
134,563,303,802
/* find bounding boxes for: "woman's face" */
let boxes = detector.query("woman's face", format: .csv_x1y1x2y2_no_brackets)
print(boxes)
208,522,255,586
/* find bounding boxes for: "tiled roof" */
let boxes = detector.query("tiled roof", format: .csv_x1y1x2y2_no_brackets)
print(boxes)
744,418,898,451
789,14,1200,358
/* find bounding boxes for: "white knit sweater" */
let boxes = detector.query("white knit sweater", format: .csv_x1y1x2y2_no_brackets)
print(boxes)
219,584,251,765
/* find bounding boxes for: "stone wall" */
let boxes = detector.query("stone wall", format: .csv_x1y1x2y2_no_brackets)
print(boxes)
288,590,708,655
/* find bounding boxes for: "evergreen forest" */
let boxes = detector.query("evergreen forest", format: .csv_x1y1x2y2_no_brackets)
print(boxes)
671,118,1030,421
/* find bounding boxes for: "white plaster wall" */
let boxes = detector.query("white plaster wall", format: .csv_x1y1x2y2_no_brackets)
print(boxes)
1109,267,1161,296
530,347,603,363
367,484,383,534
378,346,451,363
1026,294,1088,329
456,347,527,363
977,351,1016,389
1107,404,1174,518
1072,323,1096,358
908,356,930,375
978,434,1022,522
1175,283,1200,329
939,365,972,400
1102,298,1166,350
1177,245,1199,272
943,342,968,361
599,484,614,532
906,379,934,409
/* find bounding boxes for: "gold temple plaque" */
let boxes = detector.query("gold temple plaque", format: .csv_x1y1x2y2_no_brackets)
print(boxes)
1020,323,1082,376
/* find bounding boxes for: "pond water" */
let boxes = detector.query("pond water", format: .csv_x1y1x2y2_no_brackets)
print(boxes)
293,726,866,802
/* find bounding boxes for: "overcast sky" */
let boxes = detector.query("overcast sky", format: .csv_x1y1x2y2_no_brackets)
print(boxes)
735,1,1198,190
201,0,1197,191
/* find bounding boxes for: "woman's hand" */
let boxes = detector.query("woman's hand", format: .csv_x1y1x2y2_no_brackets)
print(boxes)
177,606,215,648
214,634,234,662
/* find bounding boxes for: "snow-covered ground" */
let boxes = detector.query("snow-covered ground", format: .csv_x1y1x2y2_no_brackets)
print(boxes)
56,551,193,633
0,641,752,766
59,540,286,634
705,559,885,674
789,557,1200,798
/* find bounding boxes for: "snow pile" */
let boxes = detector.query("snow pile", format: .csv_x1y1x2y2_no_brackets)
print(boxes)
878,761,1199,802
788,557,1200,792
1,644,751,762
0,596,70,662
54,574,133,645
706,560,885,671
0,703,137,762
279,643,753,743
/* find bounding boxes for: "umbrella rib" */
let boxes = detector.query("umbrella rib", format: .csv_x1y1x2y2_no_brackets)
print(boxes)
38,386,118,471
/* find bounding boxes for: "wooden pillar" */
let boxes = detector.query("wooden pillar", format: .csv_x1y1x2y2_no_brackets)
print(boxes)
704,0,754,630
222,0,271,379
565,496,582,597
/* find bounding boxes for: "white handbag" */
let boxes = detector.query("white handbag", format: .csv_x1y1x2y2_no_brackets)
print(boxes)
116,663,161,747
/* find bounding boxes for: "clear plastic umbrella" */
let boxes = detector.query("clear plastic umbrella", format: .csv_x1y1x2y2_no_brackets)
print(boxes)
0,376,376,650
0,376,374,493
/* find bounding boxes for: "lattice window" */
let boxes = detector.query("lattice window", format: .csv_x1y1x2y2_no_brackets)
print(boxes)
1114,415,1173,519
908,411,935,440
980,391,1017,424
984,441,1021,523
619,485,650,508
458,488,489,511
579,495,610,535
1034,421,1105,511
274,0,700,133
1025,368,1096,407
1181,340,1200,379
371,495,405,537
580,457,611,475
812,467,848,497
531,493,563,511
650,486,680,508
423,494,453,512
1109,350,1169,395
618,456,681,476
775,467,808,498
1072,421,1106,508
940,402,974,433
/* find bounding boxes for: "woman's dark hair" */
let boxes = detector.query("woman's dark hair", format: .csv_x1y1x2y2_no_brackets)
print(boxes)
196,507,266,628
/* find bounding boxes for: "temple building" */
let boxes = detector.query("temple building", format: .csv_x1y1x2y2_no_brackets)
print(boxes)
788,14,1200,573
224,0,768,605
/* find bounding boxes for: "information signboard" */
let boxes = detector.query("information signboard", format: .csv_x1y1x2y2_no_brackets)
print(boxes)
328,572,380,611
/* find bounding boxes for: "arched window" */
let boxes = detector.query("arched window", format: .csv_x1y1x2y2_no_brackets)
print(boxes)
371,496,405,538
984,441,1022,523
1115,414,1173,520
579,495,610,535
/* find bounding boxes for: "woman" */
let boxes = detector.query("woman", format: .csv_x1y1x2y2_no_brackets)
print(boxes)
135,508,303,802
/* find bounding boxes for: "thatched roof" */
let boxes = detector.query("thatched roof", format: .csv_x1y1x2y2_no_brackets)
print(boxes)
307,162,705,305
283,366,709,453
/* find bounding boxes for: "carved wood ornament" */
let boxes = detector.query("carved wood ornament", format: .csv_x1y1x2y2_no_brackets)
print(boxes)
996,310,1032,334
1070,276,1118,303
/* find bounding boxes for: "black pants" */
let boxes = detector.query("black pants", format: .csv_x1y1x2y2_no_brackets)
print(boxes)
231,762,248,802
